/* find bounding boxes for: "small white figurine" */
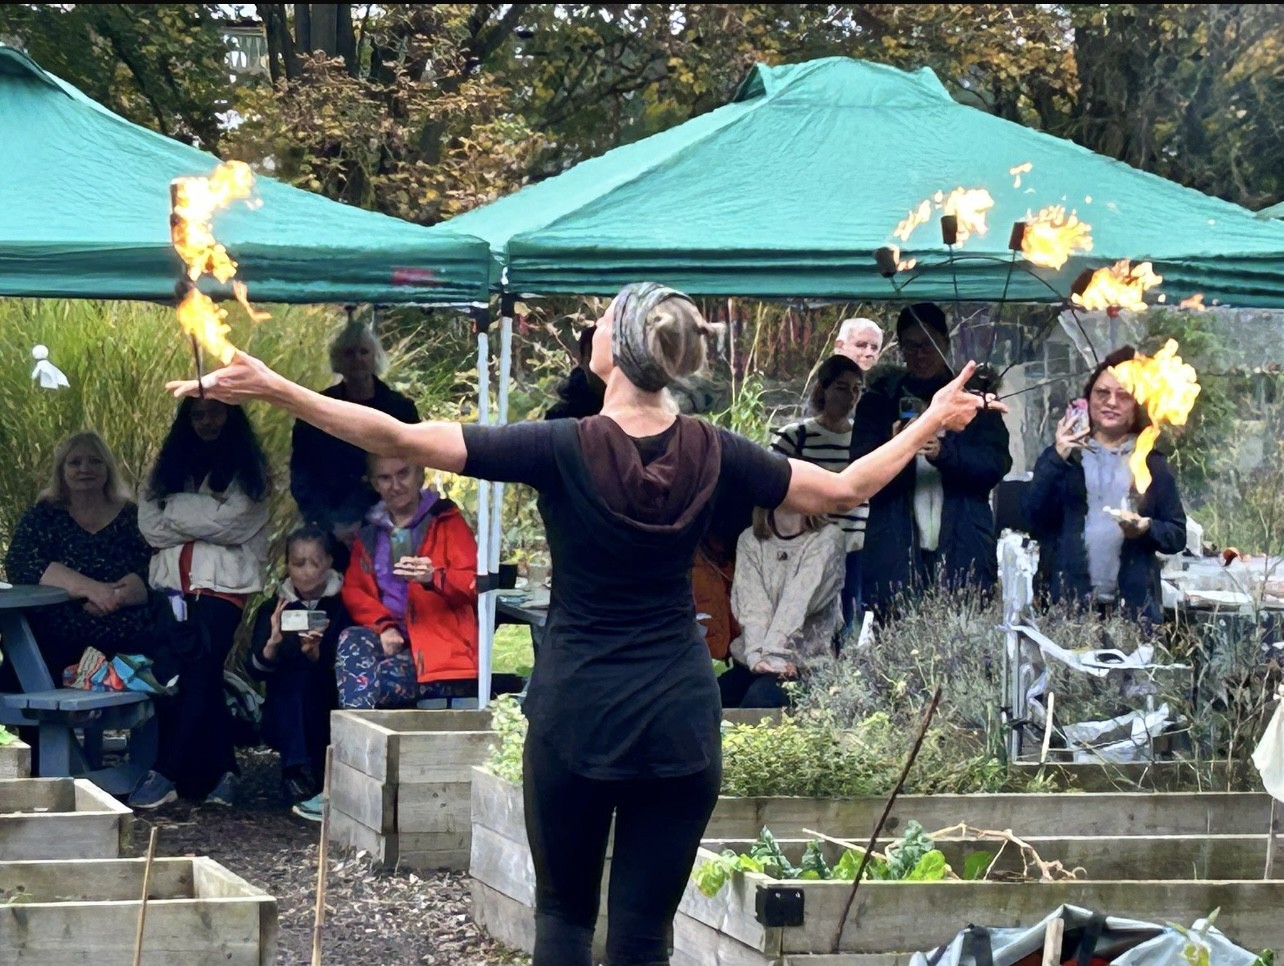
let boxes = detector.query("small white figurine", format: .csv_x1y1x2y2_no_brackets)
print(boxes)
31,345,69,390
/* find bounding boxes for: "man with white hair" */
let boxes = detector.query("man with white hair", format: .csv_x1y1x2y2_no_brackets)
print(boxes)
834,317,884,372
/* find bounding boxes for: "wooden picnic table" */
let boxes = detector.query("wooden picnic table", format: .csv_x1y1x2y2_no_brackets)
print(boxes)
0,584,156,795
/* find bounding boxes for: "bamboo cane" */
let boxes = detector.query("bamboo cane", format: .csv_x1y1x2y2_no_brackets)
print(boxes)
133,826,159,966
312,745,334,966
832,686,942,951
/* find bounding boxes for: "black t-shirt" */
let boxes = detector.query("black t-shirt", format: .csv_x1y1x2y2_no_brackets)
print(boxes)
463,418,791,779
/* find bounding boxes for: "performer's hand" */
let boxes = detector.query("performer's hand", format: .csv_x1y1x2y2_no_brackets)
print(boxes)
166,350,285,404
926,361,1006,432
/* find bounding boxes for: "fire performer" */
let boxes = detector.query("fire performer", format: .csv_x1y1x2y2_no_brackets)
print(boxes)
166,282,1001,966
1023,346,1188,624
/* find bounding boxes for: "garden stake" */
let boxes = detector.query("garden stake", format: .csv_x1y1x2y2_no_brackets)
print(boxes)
1039,692,1055,763
832,685,942,952
1041,916,1064,966
312,745,334,966
133,825,159,966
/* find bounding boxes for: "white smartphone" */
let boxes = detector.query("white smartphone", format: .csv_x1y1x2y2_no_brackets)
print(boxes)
281,610,328,633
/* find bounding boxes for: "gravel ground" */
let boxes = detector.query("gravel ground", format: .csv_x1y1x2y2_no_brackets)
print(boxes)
126,747,531,966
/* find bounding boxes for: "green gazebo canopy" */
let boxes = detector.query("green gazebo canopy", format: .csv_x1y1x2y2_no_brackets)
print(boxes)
0,46,490,305
438,57,1284,307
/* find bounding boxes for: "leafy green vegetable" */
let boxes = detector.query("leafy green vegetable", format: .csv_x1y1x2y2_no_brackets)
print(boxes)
800,840,831,880
905,849,949,881
692,821,955,897
0,726,15,747
748,827,799,879
885,820,935,879
962,850,995,881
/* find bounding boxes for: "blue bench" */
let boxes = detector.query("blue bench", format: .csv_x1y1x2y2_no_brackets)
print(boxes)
0,585,157,795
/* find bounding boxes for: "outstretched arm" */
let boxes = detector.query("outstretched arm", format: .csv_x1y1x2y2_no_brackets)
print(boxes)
783,361,1005,515
168,352,468,474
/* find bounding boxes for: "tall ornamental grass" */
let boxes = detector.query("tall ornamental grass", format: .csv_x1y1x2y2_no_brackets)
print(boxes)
0,298,395,557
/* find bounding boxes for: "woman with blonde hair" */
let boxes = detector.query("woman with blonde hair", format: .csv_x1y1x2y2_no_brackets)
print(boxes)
3,431,152,685
290,319,419,554
167,281,998,966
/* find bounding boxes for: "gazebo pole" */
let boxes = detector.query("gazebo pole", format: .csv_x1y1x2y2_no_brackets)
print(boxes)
473,306,493,709
480,295,515,709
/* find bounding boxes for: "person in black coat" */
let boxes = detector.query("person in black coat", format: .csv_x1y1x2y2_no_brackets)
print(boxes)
851,303,1012,616
245,525,350,803
1023,346,1187,624
544,325,605,421
290,321,419,556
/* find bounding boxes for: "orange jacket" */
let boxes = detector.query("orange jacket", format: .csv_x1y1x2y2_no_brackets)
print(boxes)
342,499,479,685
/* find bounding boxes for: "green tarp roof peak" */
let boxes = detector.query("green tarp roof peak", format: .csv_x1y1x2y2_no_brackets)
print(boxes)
0,45,490,304
436,56,1284,307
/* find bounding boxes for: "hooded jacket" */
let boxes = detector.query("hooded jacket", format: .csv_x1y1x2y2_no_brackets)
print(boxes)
342,494,479,685
246,570,349,680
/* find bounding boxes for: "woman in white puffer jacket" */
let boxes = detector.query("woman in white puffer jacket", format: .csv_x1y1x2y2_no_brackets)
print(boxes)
133,397,271,809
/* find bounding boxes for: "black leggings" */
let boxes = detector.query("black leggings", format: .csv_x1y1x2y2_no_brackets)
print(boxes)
522,732,721,966
155,594,241,798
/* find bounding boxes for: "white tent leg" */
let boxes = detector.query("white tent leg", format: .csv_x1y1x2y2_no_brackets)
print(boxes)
475,319,492,709
480,313,513,710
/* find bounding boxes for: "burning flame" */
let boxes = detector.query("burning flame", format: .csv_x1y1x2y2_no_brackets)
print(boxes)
176,288,236,365
1179,293,1206,312
1071,260,1163,313
170,161,256,283
894,200,932,243
1021,205,1093,269
1110,339,1201,493
169,160,266,369
940,188,994,243
893,188,995,245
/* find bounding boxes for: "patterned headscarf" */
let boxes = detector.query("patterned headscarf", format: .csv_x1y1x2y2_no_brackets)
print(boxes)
610,282,701,393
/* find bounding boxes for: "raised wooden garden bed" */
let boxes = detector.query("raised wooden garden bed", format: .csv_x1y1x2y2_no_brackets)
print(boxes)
0,738,30,779
0,777,132,860
0,857,277,965
471,767,1282,962
328,708,494,872
676,835,1284,963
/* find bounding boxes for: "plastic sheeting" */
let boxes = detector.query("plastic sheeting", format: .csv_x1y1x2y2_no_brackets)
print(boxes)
909,903,1259,966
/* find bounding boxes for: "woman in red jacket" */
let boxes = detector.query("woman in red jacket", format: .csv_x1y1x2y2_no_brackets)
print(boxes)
336,454,479,707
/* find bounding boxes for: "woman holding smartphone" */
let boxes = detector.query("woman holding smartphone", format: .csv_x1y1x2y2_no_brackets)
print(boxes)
1023,346,1186,623
166,283,998,966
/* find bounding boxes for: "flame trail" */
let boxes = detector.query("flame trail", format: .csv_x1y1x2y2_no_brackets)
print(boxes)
1021,205,1093,269
1072,260,1163,313
1110,339,1201,493
169,160,267,366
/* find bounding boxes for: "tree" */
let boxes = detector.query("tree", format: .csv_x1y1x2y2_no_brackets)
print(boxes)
0,3,234,152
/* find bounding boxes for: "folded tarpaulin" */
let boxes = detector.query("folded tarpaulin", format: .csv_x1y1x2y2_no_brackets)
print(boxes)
909,903,1259,966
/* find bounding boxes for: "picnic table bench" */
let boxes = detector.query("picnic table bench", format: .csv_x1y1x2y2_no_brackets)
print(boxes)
0,584,156,795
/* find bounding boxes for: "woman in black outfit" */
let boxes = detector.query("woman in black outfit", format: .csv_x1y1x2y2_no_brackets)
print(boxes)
167,283,998,966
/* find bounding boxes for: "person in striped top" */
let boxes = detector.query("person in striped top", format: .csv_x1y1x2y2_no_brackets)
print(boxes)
772,354,871,640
